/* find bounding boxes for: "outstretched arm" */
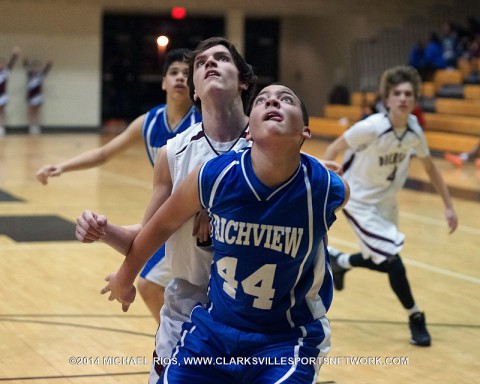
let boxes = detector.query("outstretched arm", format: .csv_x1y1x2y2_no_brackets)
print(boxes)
36,114,145,184
75,210,142,255
323,135,349,162
75,146,174,255
43,61,53,75
102,165,203,310
7,47,20,69
420,156,458,233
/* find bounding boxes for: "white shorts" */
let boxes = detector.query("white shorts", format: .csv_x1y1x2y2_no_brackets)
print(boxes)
0,94,8,107
140,252,171,287
148,278,208,384
343,199,405,264
28,94,44,107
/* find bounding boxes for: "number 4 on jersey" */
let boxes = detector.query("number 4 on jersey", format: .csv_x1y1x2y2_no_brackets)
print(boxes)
216,257,276,310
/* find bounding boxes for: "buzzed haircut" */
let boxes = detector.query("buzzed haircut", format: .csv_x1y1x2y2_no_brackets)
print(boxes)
162,48,190,77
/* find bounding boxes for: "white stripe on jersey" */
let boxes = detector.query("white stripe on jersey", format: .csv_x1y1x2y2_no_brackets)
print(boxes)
286,164,314,328
207,159,239,208
144,106,164,163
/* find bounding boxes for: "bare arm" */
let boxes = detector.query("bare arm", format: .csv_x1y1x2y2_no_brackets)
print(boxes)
75,209,142,255
323,135,350,162
75,145,173,255
37,115,145,184
141,146,173,224
103,166,202,310
43,61,53,75
7,47,20,69
420,156,458,233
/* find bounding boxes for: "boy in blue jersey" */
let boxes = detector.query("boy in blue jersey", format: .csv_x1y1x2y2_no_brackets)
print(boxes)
36,48,201,323
101,83,350,383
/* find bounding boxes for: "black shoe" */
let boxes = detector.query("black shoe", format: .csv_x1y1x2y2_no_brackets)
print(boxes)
409,312,431,347
328,247,348,291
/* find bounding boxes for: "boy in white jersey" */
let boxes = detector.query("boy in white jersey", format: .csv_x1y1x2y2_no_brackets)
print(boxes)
323,65,458,347
75,37,257,382
0,46,20,136
37,49,201,323
98,83,349,383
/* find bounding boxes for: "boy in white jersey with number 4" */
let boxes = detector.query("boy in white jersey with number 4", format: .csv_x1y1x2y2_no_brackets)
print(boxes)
323,65,458,347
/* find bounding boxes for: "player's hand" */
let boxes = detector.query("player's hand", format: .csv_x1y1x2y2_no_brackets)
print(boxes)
75,210,108,243
192,209,211,243
445,206,458,234
100,272,136,312
36,165,62,185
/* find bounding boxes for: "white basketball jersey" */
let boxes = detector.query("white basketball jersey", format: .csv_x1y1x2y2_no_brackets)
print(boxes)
342,113,429,205
165,122,251,285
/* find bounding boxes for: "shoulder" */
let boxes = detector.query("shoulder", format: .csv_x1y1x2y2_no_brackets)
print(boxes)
407,114,424,135
204,149,243,170
146,104,166,116
169,122,202,143
345,113,387,145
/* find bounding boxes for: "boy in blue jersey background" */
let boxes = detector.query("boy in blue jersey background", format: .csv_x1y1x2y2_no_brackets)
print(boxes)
36,48,201,323
101,83,349,383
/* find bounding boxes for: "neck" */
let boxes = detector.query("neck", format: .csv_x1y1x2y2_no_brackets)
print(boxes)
250,143,302,188
200,98,248,142
166,97,192,129
388,111,409,129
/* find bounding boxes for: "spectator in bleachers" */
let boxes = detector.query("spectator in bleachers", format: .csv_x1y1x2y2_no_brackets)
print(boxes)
440,21,461,69
408,40,427,80
424,32,445,81
444,141,480,168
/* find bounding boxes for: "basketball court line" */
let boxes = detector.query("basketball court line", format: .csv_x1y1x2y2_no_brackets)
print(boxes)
329,237,480,284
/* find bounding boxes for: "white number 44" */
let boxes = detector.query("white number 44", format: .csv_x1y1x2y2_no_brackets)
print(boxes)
216,257,276,310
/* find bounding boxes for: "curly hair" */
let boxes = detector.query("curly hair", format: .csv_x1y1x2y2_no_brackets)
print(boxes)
379,65,422,101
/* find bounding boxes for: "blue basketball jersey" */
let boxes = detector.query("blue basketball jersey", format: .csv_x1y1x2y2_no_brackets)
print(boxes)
140,104,201,281
142,104,202,165
198,149,345,333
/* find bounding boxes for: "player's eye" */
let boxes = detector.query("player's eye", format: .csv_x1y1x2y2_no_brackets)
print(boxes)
254,97,266,105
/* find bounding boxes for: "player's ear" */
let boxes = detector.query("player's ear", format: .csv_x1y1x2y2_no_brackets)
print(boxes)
239,82,248,91
193,90,199,101
302,126,311,140
162,78,166,91
246,132,253,142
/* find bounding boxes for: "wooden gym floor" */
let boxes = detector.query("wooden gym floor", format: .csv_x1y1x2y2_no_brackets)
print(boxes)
0,132,478,383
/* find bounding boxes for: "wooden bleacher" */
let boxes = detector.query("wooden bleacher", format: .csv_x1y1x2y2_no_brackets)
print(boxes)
309,117,348,138
323,104,362,121
463,85,480,100
434,98,480,117
350,92,377,107
312,68,479,154
423,131,479,153
422,82,436,98
433,69,463,90
424,113,480,135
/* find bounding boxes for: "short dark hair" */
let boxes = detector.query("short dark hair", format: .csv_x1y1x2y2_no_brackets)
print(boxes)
379,65,422,101
184,37,257,114
162,48,190,76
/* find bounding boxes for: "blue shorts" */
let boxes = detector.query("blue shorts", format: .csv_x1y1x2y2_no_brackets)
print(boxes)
159,304,331,384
